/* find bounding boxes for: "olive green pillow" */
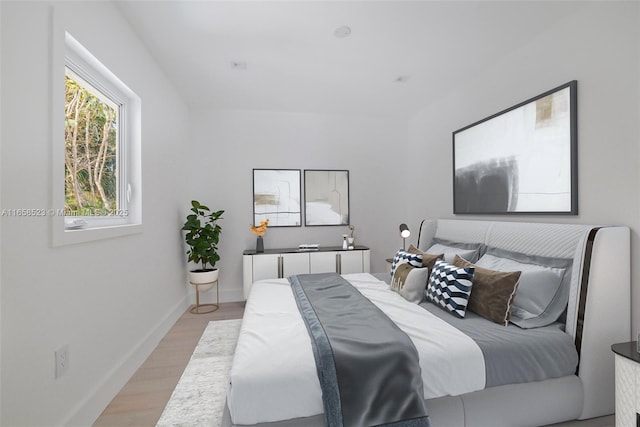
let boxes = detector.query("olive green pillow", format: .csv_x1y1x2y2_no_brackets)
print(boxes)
453,255,521,326
407,244,443,271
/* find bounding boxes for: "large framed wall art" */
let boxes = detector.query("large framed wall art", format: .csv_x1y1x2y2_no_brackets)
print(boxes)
304,170,350,226
253,169,301,227
453,80,577,215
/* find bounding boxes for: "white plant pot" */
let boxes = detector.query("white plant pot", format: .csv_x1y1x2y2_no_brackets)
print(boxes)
188,269,218,292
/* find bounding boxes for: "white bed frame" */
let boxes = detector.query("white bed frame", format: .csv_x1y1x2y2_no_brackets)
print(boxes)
415,219,630,426
223,219,630,427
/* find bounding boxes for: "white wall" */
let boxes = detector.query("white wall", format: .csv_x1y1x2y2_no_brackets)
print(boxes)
1,0,639,425
0,0,3,421
193,3,640,314
408,2,640,332
0,1,190,425
189,109,408,301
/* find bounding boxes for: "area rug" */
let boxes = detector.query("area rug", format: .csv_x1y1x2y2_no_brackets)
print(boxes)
156,319,242,427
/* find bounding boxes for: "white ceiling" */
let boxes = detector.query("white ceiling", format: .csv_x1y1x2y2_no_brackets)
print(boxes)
116,1,585,117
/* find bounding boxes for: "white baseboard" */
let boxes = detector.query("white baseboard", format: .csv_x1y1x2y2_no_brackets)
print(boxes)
62,294,189,426
219,288,243,303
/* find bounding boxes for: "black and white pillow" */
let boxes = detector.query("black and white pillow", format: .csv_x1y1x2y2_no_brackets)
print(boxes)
426,259,474,318
390,249,423,278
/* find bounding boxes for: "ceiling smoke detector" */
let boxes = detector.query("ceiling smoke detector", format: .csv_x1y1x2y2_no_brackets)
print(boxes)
231,61,247,70
333,25,352,38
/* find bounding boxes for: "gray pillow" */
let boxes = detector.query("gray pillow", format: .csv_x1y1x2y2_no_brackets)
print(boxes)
429,238,484,263
475,247,572,329
427,241,482,263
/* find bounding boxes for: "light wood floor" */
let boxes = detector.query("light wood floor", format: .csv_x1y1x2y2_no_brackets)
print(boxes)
93,301,614,427
93,302,244,427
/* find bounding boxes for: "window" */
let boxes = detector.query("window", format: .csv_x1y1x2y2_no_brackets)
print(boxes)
52,31,141,245
64,67,121,219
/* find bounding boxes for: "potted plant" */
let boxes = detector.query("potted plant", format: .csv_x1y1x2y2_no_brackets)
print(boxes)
182,200,224,290
250,219,269,253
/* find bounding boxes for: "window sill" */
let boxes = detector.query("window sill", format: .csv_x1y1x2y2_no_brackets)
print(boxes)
52,221,143,247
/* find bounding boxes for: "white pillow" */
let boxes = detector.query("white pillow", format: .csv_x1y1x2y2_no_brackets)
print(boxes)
390,264,429,304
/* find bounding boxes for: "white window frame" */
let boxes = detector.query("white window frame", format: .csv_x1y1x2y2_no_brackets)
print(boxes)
52,30,142,246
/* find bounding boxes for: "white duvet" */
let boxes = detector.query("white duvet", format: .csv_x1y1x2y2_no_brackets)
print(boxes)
227,273,486,425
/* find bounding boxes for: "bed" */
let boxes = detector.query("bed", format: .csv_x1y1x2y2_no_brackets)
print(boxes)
223,219,630,427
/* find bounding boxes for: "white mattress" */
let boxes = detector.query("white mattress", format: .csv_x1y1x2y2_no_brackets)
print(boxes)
227,273,485,425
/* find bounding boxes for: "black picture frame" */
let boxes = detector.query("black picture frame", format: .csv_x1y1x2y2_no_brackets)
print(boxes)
304,170,350,226
453,80,578,215
253,169,301,227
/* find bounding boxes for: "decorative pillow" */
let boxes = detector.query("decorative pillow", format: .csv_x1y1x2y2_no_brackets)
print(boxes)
426,239,483,263
390,264,430,304
426,259,474,318
453,255,521,326
475,247,572,329
390,249,423,278
407,244,443,270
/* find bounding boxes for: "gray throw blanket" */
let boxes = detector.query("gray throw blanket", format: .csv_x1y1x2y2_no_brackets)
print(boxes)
289,273,431,427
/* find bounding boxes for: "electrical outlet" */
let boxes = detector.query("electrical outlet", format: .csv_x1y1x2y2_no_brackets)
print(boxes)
55,345,70,378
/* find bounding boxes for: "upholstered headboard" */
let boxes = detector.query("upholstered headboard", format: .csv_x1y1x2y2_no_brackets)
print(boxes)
416,219,630,419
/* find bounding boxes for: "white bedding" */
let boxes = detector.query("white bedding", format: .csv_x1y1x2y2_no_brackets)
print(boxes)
227,273,485,425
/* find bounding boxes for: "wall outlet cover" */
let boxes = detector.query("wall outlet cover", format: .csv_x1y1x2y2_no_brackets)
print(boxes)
55,345,70,378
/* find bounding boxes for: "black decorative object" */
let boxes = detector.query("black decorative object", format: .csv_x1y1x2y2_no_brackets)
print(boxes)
256,236,264,253
453,81,577,215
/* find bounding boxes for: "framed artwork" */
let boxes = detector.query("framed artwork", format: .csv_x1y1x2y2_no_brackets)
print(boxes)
253,169,301,227
453,80,577,215
304,170,349,226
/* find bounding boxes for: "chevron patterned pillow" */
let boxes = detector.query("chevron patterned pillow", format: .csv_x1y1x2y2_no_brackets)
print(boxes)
426,259,475,318
390,249,423,278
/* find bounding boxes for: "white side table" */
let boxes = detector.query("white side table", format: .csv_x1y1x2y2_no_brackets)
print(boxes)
612,341,640,426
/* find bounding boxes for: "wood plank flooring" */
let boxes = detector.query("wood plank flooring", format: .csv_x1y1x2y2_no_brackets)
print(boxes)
93,300,613,427
93,302,244,427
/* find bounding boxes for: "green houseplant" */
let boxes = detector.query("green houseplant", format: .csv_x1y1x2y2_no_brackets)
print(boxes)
182,200,224,288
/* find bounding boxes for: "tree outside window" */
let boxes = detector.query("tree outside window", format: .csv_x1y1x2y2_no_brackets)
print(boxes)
64,70,119,216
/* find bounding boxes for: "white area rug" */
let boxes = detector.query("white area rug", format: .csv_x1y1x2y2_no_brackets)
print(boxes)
156,319,242,427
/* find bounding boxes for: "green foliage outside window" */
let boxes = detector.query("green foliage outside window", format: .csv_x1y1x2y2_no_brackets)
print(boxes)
64,74,118,215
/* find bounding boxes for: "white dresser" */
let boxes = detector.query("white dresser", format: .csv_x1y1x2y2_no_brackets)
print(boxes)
242,245,370,299
612,341,640,426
